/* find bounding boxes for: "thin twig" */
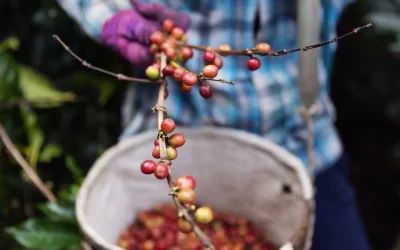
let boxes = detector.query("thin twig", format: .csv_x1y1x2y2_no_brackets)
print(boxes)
52,35,163,84
185,23,372,57
201,77,235,85
0,124,57,202
156,53,216,250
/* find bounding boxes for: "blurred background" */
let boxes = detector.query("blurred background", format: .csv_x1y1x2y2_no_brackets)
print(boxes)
0,0,400,249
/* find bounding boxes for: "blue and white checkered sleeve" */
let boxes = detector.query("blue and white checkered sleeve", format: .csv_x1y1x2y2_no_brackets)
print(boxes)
56,0,132,41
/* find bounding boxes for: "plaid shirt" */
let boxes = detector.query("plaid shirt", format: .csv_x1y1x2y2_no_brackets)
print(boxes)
57,0,351,174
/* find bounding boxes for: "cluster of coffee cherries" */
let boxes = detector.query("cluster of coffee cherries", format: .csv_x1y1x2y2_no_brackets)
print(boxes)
140,117,214,230
140,118,183,179
118,203,276,250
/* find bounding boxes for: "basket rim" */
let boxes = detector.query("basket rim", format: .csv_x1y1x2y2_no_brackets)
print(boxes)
76,126,313,250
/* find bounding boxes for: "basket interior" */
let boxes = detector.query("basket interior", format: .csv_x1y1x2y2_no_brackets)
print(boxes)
77,127,312,250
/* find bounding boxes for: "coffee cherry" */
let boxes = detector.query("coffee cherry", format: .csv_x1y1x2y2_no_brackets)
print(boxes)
150,43,160,54
203,65,219,78
255,42,272,53
154,163,169,179
166,146,178,160
140,160,157,174
165,48,177,60
152,62,161,70
182,72,198,86
150,31,164,45
161,118,176,134
177,188,196,204
160,42,172,52
145,66,160,80
162,64,174,76
213,56,223,69
171,27,184,40
181,83,193,93
194,206,213,224
181,47,193,60
218,44,232,56
167,133,186,148
154,138,159,146
173,68,185,81
203,50,216,63
152,145,160,159
246,57,261,71
176,176,196,189
199,82,213,99
163,19,175,33
165,37,177,47
178,218,193,233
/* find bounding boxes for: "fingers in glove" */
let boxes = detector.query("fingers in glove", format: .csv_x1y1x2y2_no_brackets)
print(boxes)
102,10,160,46
131,0,191,31
114,37,154,68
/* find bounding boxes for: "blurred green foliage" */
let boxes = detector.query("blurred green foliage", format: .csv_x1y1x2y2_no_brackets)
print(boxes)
0,0,132,249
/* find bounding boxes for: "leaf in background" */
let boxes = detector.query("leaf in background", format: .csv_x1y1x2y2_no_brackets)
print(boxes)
0,36,20,52
19,105,44,168
65,155,84,185
37,202,76,223
5,218,81,250
71,71,117,105
58,184,80,205
39,143,63,163
0,51,20,102
18,65,76,108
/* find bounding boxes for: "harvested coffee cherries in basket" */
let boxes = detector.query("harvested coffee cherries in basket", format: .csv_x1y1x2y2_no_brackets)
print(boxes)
118,203,277,250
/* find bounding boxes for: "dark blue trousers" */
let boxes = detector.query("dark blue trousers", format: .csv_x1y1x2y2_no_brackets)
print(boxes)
311,154,372,250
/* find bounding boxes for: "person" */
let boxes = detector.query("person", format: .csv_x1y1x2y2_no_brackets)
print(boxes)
56,0,371,249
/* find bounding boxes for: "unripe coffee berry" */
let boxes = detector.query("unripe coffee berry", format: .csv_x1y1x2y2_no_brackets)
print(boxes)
178,218,193,233
194,206,214,224
167,133,186,148
203,65,218,78
255,42,272,53
166,146,178,160
161,118,176,134
146,66,160,80
177,188,196,204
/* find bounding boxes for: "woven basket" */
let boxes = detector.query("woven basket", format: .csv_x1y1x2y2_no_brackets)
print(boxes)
76,127,314,250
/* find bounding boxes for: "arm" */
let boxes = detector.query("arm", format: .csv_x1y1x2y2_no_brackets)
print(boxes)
56,0,132,41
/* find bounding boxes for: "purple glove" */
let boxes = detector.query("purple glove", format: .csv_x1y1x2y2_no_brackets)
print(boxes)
101,0,190,68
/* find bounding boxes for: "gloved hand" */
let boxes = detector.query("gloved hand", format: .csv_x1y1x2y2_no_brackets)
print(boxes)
101,0,190,68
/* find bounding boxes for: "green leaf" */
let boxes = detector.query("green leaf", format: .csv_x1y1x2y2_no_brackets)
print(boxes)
65,155,84,184
39,144,63,163
58,184,80,204
18,65,76,108
19,105,44,168
0,36,20,52
0,51,21,102
38,202,76,223
5,218,81,250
